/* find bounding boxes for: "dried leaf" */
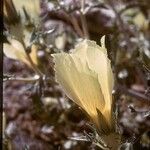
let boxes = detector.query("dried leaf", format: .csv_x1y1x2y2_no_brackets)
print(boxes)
4,39,38,67
12,0,40,24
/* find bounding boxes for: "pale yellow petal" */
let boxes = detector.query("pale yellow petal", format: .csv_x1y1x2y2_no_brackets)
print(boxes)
52,37,114,129
52,53,83,107
52,53,105,126
100,35,106,48
10,39,25,53
84,40,114,125
72,39,113,125
75,40,114,105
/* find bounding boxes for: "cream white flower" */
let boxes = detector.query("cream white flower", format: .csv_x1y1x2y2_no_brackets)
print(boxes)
52,37,114,132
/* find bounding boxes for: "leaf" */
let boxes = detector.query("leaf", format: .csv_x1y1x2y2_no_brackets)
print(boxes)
30,44,38,66
4,39,26,60
12,0,40,24
3,39,38,67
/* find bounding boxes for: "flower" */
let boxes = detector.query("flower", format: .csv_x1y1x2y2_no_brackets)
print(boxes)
52,36,114,133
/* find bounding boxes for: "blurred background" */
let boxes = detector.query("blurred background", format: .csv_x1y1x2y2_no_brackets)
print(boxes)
3,0,150,149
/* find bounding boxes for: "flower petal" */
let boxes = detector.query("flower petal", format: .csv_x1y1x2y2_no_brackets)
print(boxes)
52,52,105,126
74,39,114,125
52,37,114,129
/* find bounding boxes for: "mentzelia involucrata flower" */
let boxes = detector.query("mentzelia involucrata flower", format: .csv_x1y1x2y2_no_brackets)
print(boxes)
52,36,114,133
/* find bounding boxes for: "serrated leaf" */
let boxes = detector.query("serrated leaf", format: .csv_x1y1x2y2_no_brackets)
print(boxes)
4,39,38,67
12,0,40,24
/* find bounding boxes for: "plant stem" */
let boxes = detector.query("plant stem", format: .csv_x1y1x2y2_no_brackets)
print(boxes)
116,85,149,101
71,14,85,37
80,0,89,39
3,76,39,82
3,75,56,84
21,39,44,76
